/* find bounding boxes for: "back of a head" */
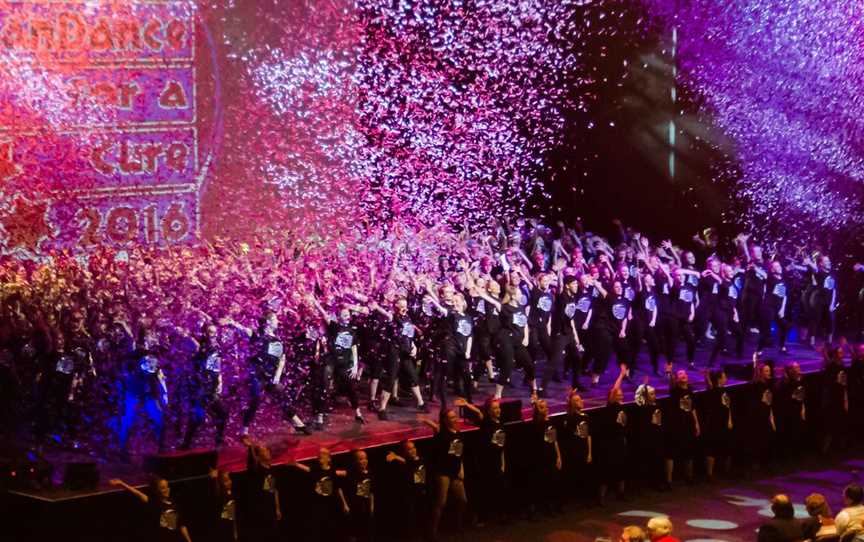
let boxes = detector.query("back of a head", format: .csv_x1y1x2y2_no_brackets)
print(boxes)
771,494,795,519
622,525,647,542
845,484,864,506
806,493,831,518
647,516,673,539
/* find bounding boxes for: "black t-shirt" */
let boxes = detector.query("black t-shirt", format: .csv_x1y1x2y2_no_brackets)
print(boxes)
429,429,464,478
609,295,630,332
484,298,502,336
529,287,554,328
146,498,186,542
192,343,221,398
717,280,739,313
751,380,775,431
699,274,721,305
327,321,357,365
552,291,579,337
344,469,374,510
390,315,416,355
309,463,339,506
563,411,590,463
672,283,697,319
250,332,283,381
500,303,528,337
532,420,559,469
743,263,767,296
702,387,732,435
449,311,474,350
128,350,163,399
764,276,787,312
634,289,658,322
667,385,697,436
479,417,507,475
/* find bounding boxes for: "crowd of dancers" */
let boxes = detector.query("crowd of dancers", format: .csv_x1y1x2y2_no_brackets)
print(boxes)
0,217,861,458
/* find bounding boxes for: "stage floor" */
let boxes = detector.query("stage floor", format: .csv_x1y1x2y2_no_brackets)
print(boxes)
10,340,824,503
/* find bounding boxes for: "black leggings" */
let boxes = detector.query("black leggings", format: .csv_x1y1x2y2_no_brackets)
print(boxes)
183,395,227,448
758,307,789,350
496,332,535,386
546,334,583,389
709,310,743,365
386,348,419,389
664,318,695,365
589,327,613,375
444,341,474,403
242,376,299,428
630,317,661,372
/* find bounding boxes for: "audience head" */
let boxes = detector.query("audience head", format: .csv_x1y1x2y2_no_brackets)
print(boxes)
646,516,673,540
843,484,864,507
805,493,831,518
620,525,647,542
770,494,794,519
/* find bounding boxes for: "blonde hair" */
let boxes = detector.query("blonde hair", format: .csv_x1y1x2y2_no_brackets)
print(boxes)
646,516,672,538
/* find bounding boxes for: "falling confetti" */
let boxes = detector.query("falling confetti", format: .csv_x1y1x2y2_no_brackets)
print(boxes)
644,0,864,238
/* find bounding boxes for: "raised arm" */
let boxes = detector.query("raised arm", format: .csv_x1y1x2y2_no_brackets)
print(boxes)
109,479,149,504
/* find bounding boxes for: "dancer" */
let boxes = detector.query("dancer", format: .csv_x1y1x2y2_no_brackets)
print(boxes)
288,447,346,542
663,370,700,488
181,324,229,449
310,300,366,425
118,327,168,457
701,369,734,481
423,403,469,542
369,297,429,419
546,275,589,394
241,435,281,541
236,312,309,436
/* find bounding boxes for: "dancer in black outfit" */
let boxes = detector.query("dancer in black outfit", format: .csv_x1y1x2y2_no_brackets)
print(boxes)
749,355,777,469
528,272,556,374
701,369,734,482
472,398,511,525
237,312,309,436
663,370,700,488
631,273,661,376
709,265,744,367
181,324,229,449
820,345,849,454
369,297,428,419
695,257,722,345
310,300,367,425
288,447,346,542
545,275,588,394
669,269,697,370
807,256,838,345
109,477,192,542
596,367,628,505
634,380,664,490
385,440,428,539
424,403,469,542
775,362,809,460
608,281,633,378
206,468,238,542
241,436,281,542
34,333,95,450
758,261,789,355
562,390,594,502
341,449,375,542
527,398,563,516
478,284,536,399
